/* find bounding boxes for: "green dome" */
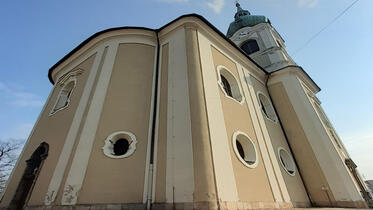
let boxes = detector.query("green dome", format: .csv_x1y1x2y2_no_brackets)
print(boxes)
226,3,269,38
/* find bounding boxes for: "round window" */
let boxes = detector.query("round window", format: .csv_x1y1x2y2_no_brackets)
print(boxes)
232,131,258,168
278,147,296,176
102,131,137,159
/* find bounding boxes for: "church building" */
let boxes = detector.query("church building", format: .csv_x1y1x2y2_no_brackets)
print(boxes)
1,3,372,210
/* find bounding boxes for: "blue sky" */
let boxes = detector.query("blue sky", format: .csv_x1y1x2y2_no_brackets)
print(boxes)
0,0,372,179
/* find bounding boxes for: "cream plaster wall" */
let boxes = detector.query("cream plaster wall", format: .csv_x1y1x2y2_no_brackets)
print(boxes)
250,77,310,206
0,55,96,207
184,25,217,204
77,43,156,204
210,46,274,202
268,68,366,208
198,30,239,203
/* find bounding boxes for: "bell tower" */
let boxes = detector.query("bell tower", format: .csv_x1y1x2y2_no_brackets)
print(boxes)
227,2,295,72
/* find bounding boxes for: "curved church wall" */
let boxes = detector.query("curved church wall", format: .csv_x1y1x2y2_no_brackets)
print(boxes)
78,42,156,203
0,53,96,207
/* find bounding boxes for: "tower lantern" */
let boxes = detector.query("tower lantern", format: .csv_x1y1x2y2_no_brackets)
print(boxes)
227,3,295,72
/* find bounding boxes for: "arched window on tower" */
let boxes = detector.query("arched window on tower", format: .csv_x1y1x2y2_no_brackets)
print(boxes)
51,80,75,114
241,39,260,55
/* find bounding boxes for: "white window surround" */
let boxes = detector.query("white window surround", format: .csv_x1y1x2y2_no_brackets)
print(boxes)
216,65,245,105
257,91,278,123
50,77,77,116
102,131,137,159
277,147,296,176
232,131,259,168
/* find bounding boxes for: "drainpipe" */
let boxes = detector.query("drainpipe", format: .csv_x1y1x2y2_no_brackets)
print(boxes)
146,31,161,210
265,75,314,206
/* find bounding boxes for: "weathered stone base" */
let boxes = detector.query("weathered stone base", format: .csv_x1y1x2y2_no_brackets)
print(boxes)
152,201,294,210
18,201,294,210
2,200,365,210
311,200,368,209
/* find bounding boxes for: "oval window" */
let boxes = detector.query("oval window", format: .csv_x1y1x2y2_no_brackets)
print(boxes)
232,131,258,168
278,147,296,176
102,131,137,159
257,92,278,122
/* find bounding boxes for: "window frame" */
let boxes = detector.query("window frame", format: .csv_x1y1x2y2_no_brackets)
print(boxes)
102,131,137,159
240,39,260,55
232,131,259,168
257,91,278,123
217,65,245,105
277,147,296,176
50,77,76,116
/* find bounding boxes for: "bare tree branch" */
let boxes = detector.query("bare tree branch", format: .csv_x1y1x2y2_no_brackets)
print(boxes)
0,139,24,193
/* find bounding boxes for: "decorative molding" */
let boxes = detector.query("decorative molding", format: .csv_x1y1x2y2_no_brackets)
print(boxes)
61,41,118,205
216,65,245,105
62,184,79,205
57,68,84,86
49,77,77,116
102,131,137,159
44,47,105,206
44,190,55,205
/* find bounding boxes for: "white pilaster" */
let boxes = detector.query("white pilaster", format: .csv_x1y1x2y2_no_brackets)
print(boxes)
61,42,118,205
44,46,105,205
197,31,239,202
165,28,195,203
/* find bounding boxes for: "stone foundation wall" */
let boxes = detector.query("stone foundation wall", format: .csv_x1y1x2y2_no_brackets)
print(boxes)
2,200,365,210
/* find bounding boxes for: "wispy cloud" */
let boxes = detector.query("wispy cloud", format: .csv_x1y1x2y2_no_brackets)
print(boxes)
0,81,44,108
207,0,225,13
298,0,319,8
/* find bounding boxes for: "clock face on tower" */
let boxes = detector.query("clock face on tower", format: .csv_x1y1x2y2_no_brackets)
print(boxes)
238,30,249,38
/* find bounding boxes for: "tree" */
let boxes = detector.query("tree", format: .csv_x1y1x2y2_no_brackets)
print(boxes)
0,140,22,193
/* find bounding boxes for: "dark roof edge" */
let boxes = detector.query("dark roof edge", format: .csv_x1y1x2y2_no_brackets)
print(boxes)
48,13,269,84
269,65,321,92
48,26,155,84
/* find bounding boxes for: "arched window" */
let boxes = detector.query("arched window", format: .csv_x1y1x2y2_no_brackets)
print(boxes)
241,39,260,55
9,142,49,209
51,80,75,114
232,131,258,168
278,147,296,176
257,92,278,122
217,66,244,104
